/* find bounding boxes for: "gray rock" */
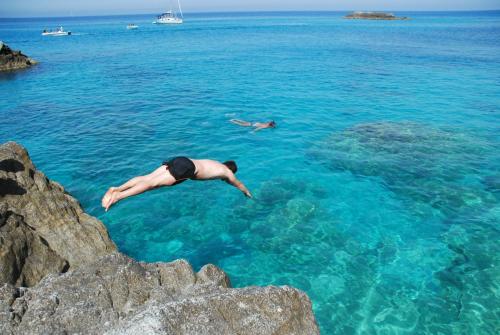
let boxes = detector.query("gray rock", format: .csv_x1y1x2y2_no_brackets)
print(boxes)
344,11,409,20
0,142,319,334
0,43,37,72
1,253,318,335
0,205,68,287
0,142,116,287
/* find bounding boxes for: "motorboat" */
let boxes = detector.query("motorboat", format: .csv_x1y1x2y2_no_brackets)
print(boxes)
153,0,183,24
127,24,139,29
42,26,71,36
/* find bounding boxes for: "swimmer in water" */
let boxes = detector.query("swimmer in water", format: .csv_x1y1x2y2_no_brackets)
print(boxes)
230,119,276,131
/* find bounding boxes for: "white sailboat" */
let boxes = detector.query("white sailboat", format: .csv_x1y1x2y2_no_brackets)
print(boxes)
153,0,183,24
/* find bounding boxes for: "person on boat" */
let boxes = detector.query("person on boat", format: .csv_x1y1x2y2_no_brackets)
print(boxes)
230,119,276,131
101,157,252,211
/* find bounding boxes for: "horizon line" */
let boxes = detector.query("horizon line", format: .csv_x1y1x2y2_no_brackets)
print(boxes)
1,8,499,19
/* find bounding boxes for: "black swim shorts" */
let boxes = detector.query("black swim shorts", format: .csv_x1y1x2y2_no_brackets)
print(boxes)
163,157,196,182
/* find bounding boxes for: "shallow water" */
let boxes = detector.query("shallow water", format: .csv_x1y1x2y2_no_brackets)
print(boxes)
1,11,499,334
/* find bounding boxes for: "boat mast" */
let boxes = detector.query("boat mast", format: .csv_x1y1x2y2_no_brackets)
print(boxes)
177,0,183,18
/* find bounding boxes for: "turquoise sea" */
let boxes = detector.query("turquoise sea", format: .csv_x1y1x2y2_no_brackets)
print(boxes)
1,11,499,334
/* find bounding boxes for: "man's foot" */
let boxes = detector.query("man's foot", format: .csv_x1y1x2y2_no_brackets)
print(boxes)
102,187,117,208
105,191,119,212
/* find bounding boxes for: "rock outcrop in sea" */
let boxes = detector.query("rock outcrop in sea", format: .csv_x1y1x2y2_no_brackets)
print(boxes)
0,42,37,72
344,12,409,20
0,142,319,335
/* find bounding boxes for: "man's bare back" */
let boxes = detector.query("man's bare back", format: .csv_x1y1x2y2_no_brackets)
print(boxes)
102,157,251,211
191,159,230,180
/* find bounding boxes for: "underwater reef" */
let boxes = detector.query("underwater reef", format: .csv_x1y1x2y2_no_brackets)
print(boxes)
306,121,500,333
311,121,497,218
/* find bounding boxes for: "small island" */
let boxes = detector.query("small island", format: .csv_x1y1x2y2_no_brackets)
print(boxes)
0,42,37,71
344,11,409,20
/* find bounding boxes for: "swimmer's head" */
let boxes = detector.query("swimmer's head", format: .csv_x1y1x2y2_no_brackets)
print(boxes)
223,160,238,173
269,121,276,127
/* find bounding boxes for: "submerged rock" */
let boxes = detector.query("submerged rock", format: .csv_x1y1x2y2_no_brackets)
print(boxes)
308,122,500,334
0,142,319,335
344,11,409,20
0,42,37,72
310,122,496,216
482,175,500,193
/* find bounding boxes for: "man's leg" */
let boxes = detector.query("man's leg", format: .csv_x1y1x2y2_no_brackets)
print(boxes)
230,119,252,127
113,165,167,191
104,166,176,211
102,166,169,206
115,176,145,191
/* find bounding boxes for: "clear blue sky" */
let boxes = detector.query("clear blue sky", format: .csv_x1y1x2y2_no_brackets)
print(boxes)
1,0,498,17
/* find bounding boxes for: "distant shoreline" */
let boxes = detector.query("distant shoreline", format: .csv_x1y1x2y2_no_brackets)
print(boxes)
1,9,499,20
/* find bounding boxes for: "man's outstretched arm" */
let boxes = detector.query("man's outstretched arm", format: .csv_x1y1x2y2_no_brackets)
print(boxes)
225,173,252,198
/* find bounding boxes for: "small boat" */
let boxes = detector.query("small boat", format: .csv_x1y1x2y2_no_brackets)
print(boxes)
42,26,71,36
153,0,183,24
127,24,139,30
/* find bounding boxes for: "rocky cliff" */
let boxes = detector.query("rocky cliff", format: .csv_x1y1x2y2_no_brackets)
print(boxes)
0,142,319,335
0,42,37,72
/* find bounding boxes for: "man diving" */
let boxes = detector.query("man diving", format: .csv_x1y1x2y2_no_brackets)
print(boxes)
101,157,252,211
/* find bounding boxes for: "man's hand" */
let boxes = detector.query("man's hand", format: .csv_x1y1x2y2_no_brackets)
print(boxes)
224,171,252,199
